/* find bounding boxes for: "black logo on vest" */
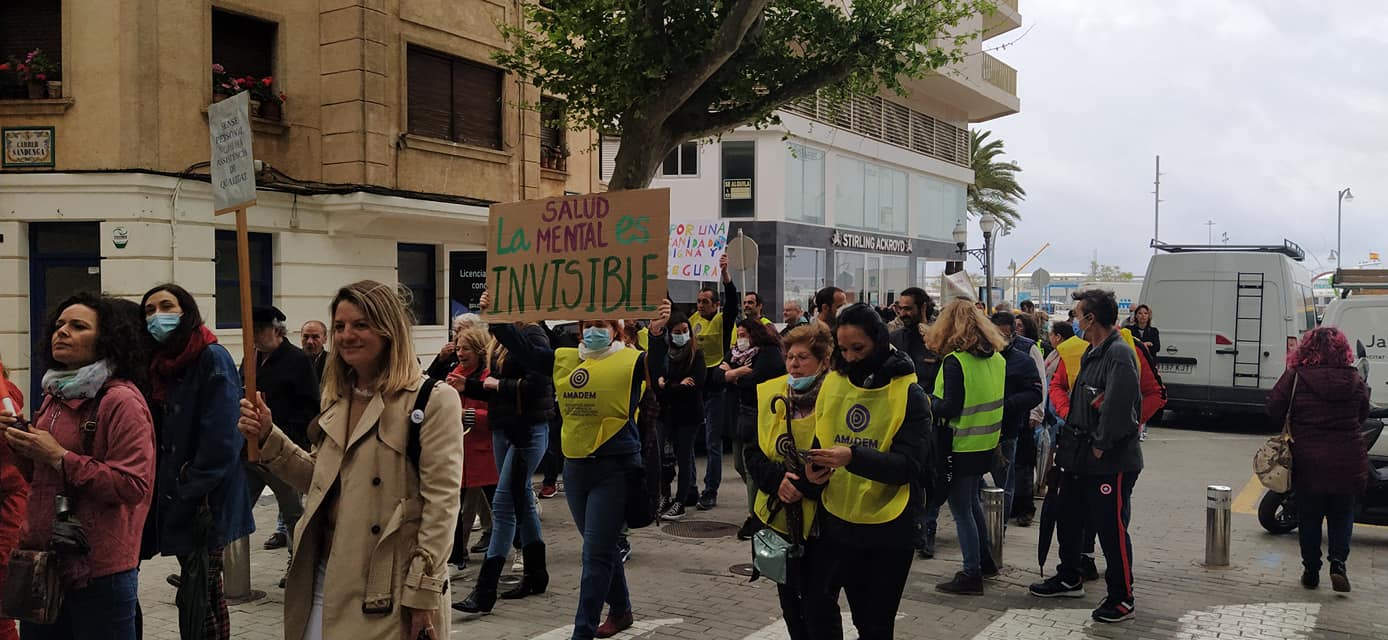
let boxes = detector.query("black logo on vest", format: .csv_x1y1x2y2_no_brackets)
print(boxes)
846,404,871,433
570,368,591,389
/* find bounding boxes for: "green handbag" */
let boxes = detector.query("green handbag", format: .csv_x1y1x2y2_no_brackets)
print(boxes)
752,527,803,585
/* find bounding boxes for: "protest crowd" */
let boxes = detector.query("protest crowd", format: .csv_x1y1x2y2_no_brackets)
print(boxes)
0,248,1205,640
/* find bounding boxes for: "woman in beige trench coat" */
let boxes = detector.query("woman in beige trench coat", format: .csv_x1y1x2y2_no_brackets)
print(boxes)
239,281,464,640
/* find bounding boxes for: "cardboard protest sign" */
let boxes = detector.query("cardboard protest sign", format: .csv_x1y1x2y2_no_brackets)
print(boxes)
207,91,257,214
486,188,670,322
667,220,728,281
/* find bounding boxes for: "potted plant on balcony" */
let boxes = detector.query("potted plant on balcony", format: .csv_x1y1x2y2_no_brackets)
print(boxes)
251,77,284,121
212,63,234,102
7,49,60,99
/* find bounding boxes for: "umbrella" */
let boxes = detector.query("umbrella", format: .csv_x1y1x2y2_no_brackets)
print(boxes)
176,504,214,640
1036,446,1060,576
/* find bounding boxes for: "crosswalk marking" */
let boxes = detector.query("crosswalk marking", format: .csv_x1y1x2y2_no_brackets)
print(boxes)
515,617,683,640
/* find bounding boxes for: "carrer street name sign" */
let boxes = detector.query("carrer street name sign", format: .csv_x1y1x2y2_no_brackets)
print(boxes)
830,230,913,255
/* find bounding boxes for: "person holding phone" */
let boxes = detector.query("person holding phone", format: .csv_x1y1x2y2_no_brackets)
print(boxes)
0,359,28,640
801,304,930,639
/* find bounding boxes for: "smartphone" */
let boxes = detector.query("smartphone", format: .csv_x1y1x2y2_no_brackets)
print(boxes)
1,398,26,431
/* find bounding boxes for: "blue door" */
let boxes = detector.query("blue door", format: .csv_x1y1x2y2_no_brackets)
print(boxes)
29,223,102,397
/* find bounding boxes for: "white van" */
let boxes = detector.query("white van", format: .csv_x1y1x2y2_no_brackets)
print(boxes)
1139,241,1316,414
1320,270,1388,408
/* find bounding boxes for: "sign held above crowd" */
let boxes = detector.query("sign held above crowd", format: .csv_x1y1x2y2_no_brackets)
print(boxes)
667,220,728,281
486,188,670,322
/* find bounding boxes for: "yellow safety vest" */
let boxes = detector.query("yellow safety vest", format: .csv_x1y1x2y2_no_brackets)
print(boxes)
728,316,774,351
1058,330,1140,388
692,312,725,368
552,347,642,458
753,375,819,539
637,328,649,351
813,371,914,525
934,351,1005,453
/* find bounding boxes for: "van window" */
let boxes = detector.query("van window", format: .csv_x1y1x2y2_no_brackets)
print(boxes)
1298,285,1316,330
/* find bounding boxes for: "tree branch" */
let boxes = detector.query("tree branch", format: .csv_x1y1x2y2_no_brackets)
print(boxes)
644,0,772,123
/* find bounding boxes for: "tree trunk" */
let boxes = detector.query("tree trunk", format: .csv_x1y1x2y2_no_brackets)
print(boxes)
608,128,675,191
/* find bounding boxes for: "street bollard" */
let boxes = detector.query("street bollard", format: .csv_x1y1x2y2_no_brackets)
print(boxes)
982,487,1006,567
223,536,251,599
1205,485,1232,567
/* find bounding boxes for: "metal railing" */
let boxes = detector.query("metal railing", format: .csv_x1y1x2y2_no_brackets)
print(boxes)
982,53,1017,96
780,91,970,168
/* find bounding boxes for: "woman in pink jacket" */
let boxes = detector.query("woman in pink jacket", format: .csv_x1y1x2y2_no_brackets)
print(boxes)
445,327,498,571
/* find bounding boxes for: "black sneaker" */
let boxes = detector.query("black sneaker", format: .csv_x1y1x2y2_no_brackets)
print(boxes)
657,496,673,514
1080,555,1101,582
617,538,632,564
736,517,762,541
1092,597,1135,623
697,494,717,511
1015,512,1033,527
1301,569,1319,589
1330,561,1350,593
917,528,936,559
660,501,686,521
935,572,984,596
1028,575,1085,598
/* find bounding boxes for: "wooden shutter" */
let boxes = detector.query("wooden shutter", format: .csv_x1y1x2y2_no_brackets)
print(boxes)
212,10,275,79
407,47,453,140
600,136,621,182
453,60,502,150
0,0,62,91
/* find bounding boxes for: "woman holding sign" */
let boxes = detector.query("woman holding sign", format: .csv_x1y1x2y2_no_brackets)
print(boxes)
547,300,669,640
802,303,930,640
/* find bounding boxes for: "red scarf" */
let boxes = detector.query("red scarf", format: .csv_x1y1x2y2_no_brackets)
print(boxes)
149,325,218,403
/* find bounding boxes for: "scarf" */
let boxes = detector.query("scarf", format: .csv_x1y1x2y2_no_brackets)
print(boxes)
149,325,218,403
729,344,759,368
667,337,694,367
785,373,824,419
578,340,626,361
41,360,113,400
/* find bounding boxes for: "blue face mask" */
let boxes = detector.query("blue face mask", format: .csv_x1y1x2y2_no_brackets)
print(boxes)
582,327,613,351
787,373,818,391
147,313,182,343
670,332,690,347
1072,317,1085,340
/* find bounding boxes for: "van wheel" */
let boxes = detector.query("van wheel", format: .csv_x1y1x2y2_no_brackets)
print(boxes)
1258,490,1298,534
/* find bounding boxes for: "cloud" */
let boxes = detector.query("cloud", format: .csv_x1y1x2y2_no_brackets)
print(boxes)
983,0,1388,275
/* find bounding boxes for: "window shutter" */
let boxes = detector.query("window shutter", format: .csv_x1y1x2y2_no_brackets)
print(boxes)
600,136,621,182
453,60,502,150
407,47,453,141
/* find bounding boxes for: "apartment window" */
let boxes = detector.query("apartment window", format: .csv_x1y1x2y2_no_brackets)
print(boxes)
0,0,62,98
721,141,755,218
212,10,276,81
599,136,620,182
785,143,825,224
916,174,966,240
836,157,907,234
539,96,567,171
215,230,273,329
398,244,439,325
407,46,503,150
662,142,698,177
784,246,825,310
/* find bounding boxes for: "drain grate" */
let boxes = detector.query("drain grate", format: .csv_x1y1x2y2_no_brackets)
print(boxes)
662,520,740,539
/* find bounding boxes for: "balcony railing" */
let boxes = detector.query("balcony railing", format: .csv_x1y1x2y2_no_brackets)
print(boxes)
780,91,970,168
981,54,1017,96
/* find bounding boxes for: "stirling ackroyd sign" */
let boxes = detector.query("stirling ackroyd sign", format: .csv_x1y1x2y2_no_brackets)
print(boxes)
830,230,913,254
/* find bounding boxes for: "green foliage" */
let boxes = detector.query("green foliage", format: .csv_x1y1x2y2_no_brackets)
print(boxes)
1089,261,1134,281
495,0,993,189
966,129,1026,230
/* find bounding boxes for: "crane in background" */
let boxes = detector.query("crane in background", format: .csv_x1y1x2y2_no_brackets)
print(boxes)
1008,242,1051,305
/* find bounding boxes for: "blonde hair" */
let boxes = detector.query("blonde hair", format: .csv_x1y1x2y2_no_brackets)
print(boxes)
456,327,490,359
782,323,833,365
926,299,1008,356
322,280,422,404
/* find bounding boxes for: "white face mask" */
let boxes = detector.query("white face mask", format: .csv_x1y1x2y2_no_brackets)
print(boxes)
736,338,751,350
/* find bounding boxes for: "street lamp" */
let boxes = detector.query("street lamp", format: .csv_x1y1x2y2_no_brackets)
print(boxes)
952,213,999,308
1337,187,1354,270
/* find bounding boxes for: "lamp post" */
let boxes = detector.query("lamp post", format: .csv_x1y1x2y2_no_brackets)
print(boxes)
952,212,998,308
1337,187,1354,270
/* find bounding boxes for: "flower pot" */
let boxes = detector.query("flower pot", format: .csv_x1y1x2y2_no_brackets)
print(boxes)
249,99,262,117
26,81,45,100
213,90,232,103
258,100,282,121
46,81,62,99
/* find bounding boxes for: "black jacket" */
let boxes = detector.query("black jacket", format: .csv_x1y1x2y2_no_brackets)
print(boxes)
309,350,329,388
649,335,706,428
471,323,555,444
1063,330,1143,475
1000,335,1043,440
425,351,459,380
812,349,931,549
242,338,319,448
1128,324,1161,355
889,323,940,394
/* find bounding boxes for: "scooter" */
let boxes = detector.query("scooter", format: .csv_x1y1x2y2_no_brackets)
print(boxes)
1259,341,1388,533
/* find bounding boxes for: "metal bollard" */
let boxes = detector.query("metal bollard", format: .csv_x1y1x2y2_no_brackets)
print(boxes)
223,536,251,599
982,487,1006,567
1205,485,1232,567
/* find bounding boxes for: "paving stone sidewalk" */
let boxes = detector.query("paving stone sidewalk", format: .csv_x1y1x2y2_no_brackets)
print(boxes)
136,426,1388,639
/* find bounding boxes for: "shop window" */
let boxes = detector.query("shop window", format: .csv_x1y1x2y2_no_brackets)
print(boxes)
398,243,439,325
539,96,567,171
721,141,755,218
407,45,503,150
783,246,825,310
215,230,273,329
0,1,62,99
916,174,966,240
836,157,907,234
662,142,698,177
834,251,866,303
212,9,276,85
785,143,825,224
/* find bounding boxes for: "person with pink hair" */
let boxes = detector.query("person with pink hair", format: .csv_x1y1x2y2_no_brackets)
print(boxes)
1266,326,1369,593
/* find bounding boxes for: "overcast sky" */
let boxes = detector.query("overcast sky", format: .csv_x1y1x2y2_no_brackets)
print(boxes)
982,0,1387,277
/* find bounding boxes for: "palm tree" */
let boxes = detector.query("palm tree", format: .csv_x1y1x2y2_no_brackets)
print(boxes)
968,130,1026,231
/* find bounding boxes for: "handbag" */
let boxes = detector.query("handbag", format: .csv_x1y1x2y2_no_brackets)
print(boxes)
752,527,803,585
1253,374,1297,493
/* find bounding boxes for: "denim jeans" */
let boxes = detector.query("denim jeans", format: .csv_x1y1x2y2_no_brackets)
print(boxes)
947,473,990,576
702,390,724,497
917,502,940,549
22,569,139,640
988,437,1018,519
564,454,640,640
1295,491,1354,571
487,423,549,560
245,463,303,544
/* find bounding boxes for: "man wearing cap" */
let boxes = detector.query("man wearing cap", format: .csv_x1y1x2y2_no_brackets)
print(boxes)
242,306,318,567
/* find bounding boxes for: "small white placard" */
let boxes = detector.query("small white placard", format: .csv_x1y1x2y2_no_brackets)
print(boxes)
208,91,257,213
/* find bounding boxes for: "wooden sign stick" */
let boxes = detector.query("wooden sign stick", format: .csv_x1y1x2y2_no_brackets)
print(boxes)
218,205,261,462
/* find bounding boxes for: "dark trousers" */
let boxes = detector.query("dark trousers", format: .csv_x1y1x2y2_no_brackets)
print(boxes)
776,538,836,640
540,420,565,485
1295,491,1354,571
802,541,914,640
564,454,639,640
244,463,303,544
660,419,701,504
1013,432,1038,518
22,569,139,640
1056,471,1138,601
